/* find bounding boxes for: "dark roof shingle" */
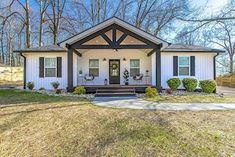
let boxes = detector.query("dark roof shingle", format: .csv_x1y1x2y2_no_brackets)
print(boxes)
162,44,224,53
13,45,67,53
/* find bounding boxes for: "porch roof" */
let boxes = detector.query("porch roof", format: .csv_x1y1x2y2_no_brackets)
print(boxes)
58,17,169,48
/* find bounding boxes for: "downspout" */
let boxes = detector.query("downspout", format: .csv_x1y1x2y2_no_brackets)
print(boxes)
213,52,219,93
213,52,219,80
20,52,26,89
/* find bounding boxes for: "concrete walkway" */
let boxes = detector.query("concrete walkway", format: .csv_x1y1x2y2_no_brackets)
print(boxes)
217,86,235,96
92,97,235,111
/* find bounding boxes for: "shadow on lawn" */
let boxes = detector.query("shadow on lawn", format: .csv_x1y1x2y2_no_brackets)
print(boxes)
0,89,88,106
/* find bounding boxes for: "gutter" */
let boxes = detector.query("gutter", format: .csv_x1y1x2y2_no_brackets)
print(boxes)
213,52,220,80
20,53,26,89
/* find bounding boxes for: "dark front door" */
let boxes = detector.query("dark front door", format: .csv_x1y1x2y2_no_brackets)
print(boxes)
109,60,120,84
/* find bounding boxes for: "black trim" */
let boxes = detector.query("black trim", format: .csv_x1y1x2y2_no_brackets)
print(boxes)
190,56,195,76
39,57,44,78
72,44,157,49
214,53,219,80
20,53,26,89
156,48,162,92
57,57,62,78
173,56,178,76
67,49,73,91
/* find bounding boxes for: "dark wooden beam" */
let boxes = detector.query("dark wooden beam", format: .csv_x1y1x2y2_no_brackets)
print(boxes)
67,48,73,91
115,24,158,47
73,49,82,57
72,25,113,46
117,33,128,45
112,27,116,46
147,49,156,56
73,44,156,49
101,33,113,45
156,48,162,92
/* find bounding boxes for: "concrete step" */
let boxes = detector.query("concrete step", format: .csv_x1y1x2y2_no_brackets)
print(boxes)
95,92,136,97
95,87,136,97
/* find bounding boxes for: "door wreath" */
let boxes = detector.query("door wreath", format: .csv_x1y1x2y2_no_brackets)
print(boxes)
112,64,118,70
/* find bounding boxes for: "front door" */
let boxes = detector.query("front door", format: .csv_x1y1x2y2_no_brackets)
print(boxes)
109,60,120,84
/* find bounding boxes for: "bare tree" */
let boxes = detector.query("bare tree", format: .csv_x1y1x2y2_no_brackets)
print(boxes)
37,0,49,47
46,0,66,44
204,21,235,73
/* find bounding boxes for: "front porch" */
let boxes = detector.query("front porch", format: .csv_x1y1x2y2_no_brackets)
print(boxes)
84,85,150,94
62,19,163,91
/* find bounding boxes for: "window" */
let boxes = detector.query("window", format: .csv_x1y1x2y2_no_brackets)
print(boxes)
45,58,57,77
130,59,140,76
89,59,99,76
178,56,190,76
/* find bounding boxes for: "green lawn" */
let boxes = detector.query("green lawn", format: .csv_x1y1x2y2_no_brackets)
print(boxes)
0,89,235,157
145,94,235,103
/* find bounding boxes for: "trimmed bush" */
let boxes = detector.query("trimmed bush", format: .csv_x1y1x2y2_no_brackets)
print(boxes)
182,78,198,92
51,81,60,90
39,87,45,90
145,87,158,98
200,80,217,93
27,82,34,90
73,86,86,95
167,78,181,90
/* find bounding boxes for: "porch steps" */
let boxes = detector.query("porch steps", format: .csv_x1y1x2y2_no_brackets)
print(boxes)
95,87,136,97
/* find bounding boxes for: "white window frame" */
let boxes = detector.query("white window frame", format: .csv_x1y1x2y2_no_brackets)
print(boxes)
178,56,190,76
130,59,140,77
89,59,99,76
44,57,57,77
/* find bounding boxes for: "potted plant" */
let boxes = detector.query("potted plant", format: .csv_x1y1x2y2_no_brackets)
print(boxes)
51,81,60,90
79,69,83,76
123,69,129,85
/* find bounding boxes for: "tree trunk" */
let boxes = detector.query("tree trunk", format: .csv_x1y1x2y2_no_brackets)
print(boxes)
229,56,234,73
26,0,31,48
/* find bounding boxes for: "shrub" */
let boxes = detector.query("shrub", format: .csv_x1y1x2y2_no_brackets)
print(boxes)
200,80,217,93
51,81,60,90
145,87,158,98
27,82,34,90
39,87,45,90
182,78,198,92
55,89,62,94
167,78,181,90
73,86,86,95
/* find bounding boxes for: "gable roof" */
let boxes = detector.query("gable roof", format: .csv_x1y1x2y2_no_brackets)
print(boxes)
162,44,225,53
13,45,67,53
58,17,169,48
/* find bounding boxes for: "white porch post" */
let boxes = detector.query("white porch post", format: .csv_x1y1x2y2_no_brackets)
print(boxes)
151,52,156,86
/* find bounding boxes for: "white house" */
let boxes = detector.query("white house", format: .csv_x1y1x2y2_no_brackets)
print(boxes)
14,17,223,93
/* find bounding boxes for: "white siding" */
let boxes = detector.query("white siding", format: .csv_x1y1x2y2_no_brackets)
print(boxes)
24,52,67,89
161,52,216,89
77,49,152,85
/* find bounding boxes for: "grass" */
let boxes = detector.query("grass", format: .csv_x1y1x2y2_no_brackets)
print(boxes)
145,94,235,103
0,89,235,156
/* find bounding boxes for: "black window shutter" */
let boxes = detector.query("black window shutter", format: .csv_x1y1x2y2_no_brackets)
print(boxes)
39,57,44,78
173,56,178,76
57,57,62,77
190,56,195,76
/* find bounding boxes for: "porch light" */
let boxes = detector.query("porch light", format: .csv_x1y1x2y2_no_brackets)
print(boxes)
103,58,106,61
123,58,126,61
113,48,118,52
